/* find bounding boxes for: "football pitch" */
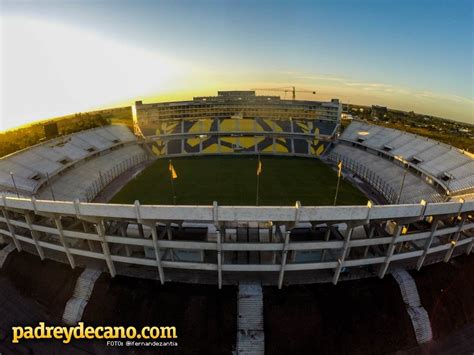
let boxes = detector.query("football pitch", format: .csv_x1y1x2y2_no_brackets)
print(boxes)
111,156,368,206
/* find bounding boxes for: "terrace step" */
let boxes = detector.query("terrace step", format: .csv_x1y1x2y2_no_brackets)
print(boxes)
62,268,102,325
392,269,433,344
0,243,16,268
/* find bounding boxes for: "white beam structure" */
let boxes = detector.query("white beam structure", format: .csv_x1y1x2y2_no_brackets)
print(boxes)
0,195,472,287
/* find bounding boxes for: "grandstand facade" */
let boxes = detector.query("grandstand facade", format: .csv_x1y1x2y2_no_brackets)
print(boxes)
0,196,473,288
133,91,341,157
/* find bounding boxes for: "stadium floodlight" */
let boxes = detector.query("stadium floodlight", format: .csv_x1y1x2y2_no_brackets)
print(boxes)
395,158,409,204
9,172,20,198
46,172,56,201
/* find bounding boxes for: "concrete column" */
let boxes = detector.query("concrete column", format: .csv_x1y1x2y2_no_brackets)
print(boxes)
82,222,95,252
147,221,165,284
277,230,290,289
95,220,116,277
332,226,354,285
467,237,474,255
363,224,376,258
24,213,45,260
378,224,403,278
137,223,145,238
166,223,176,261
213,201,223,288
271,224,278,264
1,208,22,251
119,224,132,257
416,218,439,270
444,214,467,262
217,229,223,289
54,216,76,269
321,224,332,262
166,223,173,240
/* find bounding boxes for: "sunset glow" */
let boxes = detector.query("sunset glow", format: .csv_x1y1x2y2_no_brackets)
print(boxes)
1,1,472,131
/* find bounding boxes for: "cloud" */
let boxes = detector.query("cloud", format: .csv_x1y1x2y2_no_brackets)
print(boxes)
416,91,474,104
1,16,197,130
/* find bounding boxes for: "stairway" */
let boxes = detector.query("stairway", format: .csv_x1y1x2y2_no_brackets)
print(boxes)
392,269,433,344
62,268,102,325
236,282,264,355
0,243,15,268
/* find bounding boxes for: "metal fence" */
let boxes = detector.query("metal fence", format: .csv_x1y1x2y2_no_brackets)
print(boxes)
327,151,398,203
84,153,149,202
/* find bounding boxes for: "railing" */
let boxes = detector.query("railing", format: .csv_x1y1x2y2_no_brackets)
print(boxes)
84,152,149,202
327,151,398,203
0,196,472,288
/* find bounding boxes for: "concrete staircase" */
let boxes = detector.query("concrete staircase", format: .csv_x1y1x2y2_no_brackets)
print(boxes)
62,268,102,325
0,243,15,268
392,269,433,344
236,282,264,355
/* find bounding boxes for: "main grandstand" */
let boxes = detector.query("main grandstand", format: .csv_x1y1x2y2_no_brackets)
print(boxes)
133,90,341,157
0,91,473,290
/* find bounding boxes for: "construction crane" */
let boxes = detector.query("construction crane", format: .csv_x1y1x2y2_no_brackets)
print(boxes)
251,86,316,101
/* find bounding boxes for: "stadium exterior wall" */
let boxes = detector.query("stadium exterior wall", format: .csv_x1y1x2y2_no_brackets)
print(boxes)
1,196,472,288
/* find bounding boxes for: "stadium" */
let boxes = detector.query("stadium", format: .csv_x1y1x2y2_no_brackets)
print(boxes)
0,91,473,351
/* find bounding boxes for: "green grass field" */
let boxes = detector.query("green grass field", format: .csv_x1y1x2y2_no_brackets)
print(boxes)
111,156,368,206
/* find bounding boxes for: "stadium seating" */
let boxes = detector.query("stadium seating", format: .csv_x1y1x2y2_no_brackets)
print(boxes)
338,121,474,196
37,145,148,202
0,125,143,197
314,120,338,136
328,143,444,204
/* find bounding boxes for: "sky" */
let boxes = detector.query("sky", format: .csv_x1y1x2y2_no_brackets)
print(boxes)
0,0,473,131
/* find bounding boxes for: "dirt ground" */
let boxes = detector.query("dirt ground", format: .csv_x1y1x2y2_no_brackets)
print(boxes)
0,250,83,321
82,274,237,355
263,276,418,355
1,248,472,354
410,254,474,340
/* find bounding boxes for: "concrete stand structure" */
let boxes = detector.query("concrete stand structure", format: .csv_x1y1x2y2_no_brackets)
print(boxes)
0,243,15,268
0,196,472,287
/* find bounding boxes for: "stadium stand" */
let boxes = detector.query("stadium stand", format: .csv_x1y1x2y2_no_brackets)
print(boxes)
0,125,148,201
336,121,474,198
327,144,444,204
37,145,148,202
314,119,338,136
135,91,340,158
